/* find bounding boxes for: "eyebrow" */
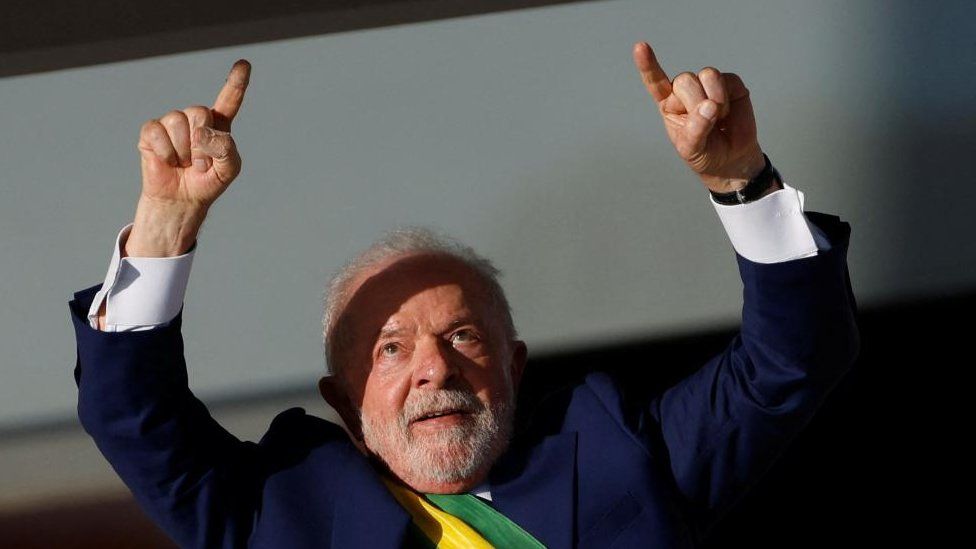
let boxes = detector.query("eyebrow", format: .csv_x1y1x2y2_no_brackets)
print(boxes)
377,326,405,340
375,316,480,340
444,317,479,332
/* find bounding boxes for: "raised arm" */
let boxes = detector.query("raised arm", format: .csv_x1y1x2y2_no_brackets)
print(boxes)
94,59,249,329
72,60,263,548
630,42,860,537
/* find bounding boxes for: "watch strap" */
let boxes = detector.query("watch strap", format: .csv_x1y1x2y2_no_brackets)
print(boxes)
709,154,781,205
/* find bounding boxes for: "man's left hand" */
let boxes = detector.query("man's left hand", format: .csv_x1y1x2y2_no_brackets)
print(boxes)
633,41,768,194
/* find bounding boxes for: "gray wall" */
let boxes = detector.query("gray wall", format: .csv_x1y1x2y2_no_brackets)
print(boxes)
2,0,974,429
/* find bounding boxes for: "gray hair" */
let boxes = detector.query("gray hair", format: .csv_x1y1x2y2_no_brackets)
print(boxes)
322,227,516,377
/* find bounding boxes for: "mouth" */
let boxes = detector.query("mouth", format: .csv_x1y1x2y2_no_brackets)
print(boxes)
410,408,471,427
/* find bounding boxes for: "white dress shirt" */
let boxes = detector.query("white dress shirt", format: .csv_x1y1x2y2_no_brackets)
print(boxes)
81,182,829,502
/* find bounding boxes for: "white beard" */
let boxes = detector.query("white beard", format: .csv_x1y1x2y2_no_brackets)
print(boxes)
360,387,515,485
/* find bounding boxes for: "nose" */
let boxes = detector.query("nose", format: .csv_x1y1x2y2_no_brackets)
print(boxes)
411,337,460,389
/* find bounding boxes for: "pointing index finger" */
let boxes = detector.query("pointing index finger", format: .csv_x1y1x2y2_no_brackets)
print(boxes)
212,59,251,131
633,42,671,103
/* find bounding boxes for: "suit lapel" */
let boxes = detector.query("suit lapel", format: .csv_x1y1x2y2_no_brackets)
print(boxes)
326,429,579,548
330,452,411,547
488,431,578,549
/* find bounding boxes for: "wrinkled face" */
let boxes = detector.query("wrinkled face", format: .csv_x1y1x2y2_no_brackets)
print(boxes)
332,254,526,493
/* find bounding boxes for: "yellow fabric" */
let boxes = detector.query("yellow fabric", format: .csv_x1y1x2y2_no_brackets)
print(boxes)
381,477,494,549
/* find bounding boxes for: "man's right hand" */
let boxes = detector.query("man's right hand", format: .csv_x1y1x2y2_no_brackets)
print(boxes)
126,59,251,258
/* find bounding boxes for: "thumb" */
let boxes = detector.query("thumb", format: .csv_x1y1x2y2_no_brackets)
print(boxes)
191,126,241,183
681,99,719,160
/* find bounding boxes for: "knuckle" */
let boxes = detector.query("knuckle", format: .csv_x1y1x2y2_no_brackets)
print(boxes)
698,66,720,80
150,126,169,143
673,71,697,87
184,105,213,123
140,119,160,136
191,126,206,142
725,72,746,88
160,109,188,127
723,73,750,97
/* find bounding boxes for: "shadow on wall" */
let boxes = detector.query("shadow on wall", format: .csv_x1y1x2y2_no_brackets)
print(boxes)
862,0,976,298
0,0,604,77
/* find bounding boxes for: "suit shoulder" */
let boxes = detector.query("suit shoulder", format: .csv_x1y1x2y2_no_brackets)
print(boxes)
517,371,635,438
258,407,352,470
805,211,852,248
261,407,348,447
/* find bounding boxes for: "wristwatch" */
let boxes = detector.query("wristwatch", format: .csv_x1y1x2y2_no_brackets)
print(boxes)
709,153,782,205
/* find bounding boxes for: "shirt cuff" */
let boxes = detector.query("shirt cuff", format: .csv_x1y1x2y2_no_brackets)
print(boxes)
86,223,196,331
710,182,824,264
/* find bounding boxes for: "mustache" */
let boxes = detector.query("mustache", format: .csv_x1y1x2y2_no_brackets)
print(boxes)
402,388,484,424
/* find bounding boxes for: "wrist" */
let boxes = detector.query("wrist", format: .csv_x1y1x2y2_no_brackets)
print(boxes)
126,196,207,257
698,150,767,193
709,153,783,205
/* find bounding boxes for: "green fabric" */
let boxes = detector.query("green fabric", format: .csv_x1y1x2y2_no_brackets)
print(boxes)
424,493,548,549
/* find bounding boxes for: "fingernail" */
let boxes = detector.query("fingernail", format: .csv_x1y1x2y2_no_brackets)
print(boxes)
193,158,207,172
698,101,717,120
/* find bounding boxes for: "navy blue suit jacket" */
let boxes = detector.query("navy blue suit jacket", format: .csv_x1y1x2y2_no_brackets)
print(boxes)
69,212,859,548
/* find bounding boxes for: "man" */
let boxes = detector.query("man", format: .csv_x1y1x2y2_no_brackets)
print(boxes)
69,41,859,547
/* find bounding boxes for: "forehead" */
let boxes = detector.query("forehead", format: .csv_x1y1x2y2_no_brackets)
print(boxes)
342,253,497,336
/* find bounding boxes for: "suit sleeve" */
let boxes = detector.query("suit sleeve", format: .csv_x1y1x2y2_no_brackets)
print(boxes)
646,211,860,537
69,283,262,549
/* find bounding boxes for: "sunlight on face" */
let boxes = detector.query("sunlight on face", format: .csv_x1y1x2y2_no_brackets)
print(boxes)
360,386,515,484
338,254,524,492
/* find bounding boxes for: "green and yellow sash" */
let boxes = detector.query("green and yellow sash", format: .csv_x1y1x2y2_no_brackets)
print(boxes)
381,477,547,549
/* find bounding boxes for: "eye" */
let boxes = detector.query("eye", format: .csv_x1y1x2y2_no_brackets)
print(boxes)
450,329,478,345
380,342,400,357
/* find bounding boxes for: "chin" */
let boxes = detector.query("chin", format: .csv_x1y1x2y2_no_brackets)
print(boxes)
361,395,516,492
366,426,511,493
394,432,496,489
402,465,488,494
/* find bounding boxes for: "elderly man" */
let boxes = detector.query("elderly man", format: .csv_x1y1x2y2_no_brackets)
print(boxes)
69,42,859,548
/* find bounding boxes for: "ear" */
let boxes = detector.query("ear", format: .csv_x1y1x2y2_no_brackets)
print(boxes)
508,340,528,394
318,375,364,442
